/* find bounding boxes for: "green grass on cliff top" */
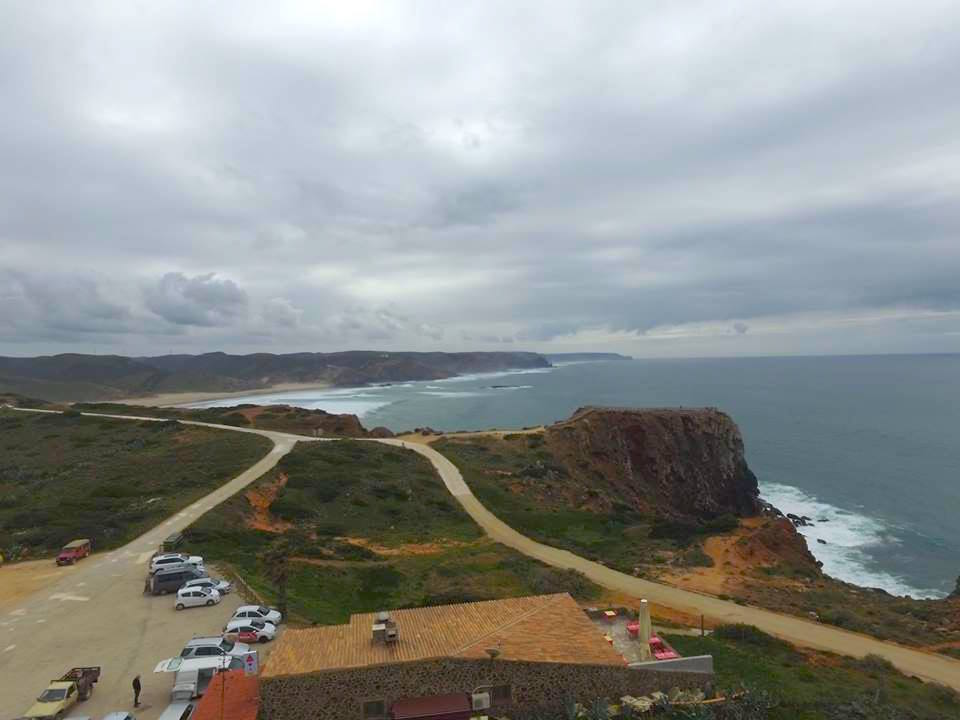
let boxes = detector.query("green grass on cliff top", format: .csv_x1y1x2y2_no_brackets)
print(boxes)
667,625,959,720
185,439,600,624
0,407,272,559
433,434,724,574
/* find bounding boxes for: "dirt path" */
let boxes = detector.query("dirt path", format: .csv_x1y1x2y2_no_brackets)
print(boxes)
0,406,315,719
376,438,960,691
6,406,958,695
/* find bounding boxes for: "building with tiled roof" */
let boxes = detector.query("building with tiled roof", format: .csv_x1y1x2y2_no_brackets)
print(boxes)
259,593,713,720
191,671,259,720
264,593,624,677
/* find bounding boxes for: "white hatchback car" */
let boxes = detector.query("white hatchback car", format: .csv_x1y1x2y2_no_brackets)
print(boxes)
150,553,204,575
175,586,221,610
231,605,282,625
183,577,232,594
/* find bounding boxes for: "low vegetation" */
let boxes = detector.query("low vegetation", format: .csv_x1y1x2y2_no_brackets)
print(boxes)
185,440,600,623
73,402,373,437
0,407,272,559
664,625,960,720
433,434,726,574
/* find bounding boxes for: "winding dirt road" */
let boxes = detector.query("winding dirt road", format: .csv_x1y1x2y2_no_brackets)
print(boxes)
0,407,314,719
3,406,958,715
383,439,960,691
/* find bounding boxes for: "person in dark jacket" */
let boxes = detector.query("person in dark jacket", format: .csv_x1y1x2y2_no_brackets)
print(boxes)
132,675,141,707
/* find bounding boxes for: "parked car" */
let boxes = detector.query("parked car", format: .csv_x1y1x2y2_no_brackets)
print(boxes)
150,566,206,595
22,666,100,719
224,619,276,643
179,636,251,659
56,538,91,566
231,605,282,625
102,714,137,720
161,532,185,552
175,587,221,611
150,553,204,575
182,577,231,595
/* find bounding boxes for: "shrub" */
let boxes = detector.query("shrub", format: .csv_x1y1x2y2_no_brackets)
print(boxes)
856,653,895,674
62,408,83,418
713,624,793,652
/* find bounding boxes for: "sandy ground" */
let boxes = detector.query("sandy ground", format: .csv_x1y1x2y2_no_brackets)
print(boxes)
113,382,333,408
0,411,313,720
395,427,546,445
0,559,68,613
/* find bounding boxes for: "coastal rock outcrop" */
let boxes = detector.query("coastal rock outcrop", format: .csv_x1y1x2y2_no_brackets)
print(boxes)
545,407,762,520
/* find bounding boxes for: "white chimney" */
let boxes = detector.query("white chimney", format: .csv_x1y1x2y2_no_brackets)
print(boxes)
639,599,652,661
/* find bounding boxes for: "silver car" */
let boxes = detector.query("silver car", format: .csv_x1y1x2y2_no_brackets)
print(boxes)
182,577,232,594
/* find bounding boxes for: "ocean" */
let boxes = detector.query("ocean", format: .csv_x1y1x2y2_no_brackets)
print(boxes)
187,354,960,599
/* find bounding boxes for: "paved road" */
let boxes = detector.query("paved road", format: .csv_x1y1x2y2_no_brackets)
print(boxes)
384,439,960,691
0,408,312,719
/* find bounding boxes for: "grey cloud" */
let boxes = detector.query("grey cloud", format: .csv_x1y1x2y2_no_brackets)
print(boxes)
1,2,960,357
144,273,248,327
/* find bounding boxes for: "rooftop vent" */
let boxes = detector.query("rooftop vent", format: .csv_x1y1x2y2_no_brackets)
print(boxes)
372,611,398,644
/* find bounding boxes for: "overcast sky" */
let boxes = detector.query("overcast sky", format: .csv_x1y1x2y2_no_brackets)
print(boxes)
2,1,960,358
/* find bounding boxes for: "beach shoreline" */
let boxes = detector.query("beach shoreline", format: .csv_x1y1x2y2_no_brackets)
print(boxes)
111,381,334,408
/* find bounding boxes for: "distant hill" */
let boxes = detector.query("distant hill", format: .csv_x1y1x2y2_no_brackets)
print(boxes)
0,351,550,402
545,352,633,362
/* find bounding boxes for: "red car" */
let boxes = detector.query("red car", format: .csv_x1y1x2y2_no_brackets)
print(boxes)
56,539,92,565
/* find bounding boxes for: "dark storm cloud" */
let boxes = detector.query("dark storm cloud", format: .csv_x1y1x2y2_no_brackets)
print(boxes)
1,1,960,356
144,273,248,327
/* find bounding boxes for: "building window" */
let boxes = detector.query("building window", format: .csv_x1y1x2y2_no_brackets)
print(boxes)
362,700,386,719
491,685,512,704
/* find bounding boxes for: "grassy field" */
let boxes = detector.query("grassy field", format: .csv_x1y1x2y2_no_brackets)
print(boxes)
73,402,370,437
185,439,600,624
433,435,717,574
0,407,272,559
666,625,959,720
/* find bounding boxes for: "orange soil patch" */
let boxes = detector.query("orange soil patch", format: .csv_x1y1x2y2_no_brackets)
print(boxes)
341,537,474,556
244,473,291,533
290,556,388,567
0,559,68,612
395,428,546,445
659,517,804,597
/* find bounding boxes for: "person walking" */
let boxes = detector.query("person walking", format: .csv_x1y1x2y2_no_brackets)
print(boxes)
132,674,141,707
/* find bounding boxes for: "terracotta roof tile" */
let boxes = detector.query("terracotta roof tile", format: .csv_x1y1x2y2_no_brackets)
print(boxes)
192,671,259,720
263,593,625,678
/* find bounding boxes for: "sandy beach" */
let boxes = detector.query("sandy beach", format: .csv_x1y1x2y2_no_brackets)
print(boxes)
113,381,333,407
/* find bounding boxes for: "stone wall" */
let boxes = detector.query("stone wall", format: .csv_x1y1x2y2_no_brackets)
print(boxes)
260,657,713,720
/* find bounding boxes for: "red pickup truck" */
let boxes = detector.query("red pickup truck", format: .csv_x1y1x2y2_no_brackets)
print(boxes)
56,539,92,566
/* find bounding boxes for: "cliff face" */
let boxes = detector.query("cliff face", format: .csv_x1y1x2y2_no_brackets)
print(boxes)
545,407,762,520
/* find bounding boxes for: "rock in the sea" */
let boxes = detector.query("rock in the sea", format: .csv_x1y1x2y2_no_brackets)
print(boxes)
817,538,827,545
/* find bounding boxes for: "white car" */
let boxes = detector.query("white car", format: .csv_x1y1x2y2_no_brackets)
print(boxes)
175,586,221,610
150,553,204,575
224,618,277,643
180,635,251,659
182,577,231,594
231,605,282,625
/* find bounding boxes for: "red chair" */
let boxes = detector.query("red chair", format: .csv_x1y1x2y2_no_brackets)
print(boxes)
649,634,680,660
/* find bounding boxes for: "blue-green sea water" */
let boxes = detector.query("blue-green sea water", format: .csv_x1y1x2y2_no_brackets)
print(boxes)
189,354,960,598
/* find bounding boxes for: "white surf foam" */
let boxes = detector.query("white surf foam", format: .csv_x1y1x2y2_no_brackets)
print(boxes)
436,367,554,383
418,391,486,398
186,387,393,418
760,482,945,598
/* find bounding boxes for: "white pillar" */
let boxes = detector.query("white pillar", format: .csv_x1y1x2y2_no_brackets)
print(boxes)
639,599,652,661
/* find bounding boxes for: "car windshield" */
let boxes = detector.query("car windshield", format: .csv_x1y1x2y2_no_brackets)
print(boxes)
38,688,67,701
257,606,270,614
220,639,234,652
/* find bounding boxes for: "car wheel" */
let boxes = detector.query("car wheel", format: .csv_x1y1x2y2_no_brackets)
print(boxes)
259,636,269,643
206,599,214,606
176,603,185,610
